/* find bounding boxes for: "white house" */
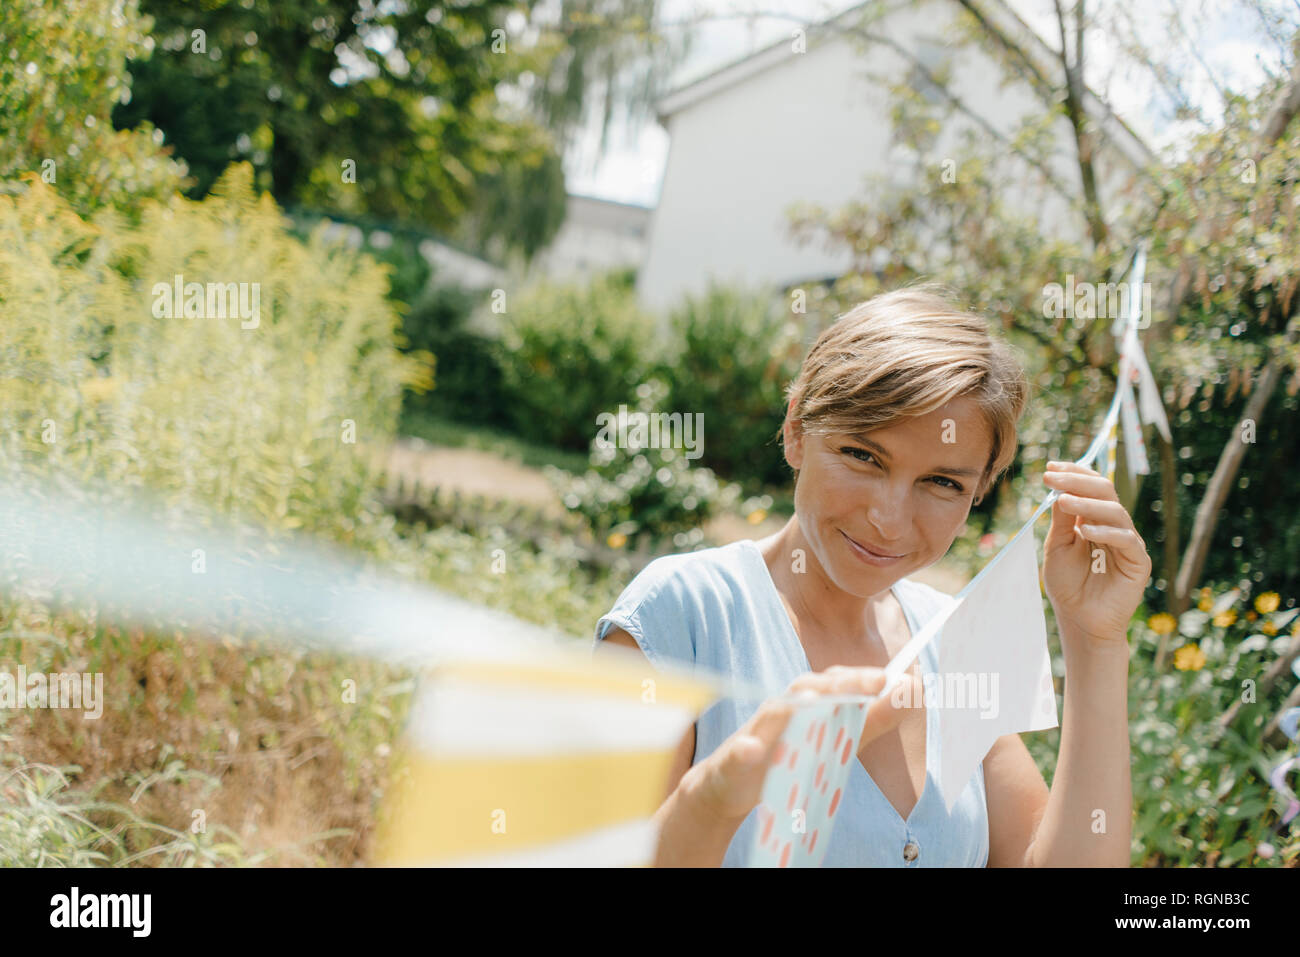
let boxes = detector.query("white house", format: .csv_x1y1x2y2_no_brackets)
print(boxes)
635,0,1152,317
524,193,652,285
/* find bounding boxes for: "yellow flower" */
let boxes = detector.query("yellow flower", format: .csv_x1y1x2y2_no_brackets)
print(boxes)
1197,589,1213,612
1212,609,1237,628
606,532,627,549
1262,621,1277,636
1254,592,1280,614
1246,610,1258,621
1147,613,1177,636
746,509,767,525
1173,644,1206,671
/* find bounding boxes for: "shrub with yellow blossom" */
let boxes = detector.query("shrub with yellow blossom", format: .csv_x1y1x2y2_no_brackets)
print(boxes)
1113,582,1300,866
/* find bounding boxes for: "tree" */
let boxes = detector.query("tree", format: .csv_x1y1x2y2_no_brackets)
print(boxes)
785,0,1300,632
113,0,567,261
522,0,695,156
0,0,188,220
111,0,693,264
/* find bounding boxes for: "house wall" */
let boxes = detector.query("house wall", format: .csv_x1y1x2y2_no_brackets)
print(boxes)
526,195,651,287
636,0,1144,318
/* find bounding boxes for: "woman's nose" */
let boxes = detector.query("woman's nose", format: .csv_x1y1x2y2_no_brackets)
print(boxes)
866,484,911,542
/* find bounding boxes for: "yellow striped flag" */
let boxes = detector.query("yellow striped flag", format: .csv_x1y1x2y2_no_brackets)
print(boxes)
0,472,731,868
374,643,720,866
1104,417,1120,483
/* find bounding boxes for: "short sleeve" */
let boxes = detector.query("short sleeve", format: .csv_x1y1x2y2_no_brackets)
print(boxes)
593,555,698,673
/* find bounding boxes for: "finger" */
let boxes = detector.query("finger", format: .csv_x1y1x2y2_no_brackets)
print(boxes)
1076,523,1141,542
786,672,833,696
707,700,795,796
1042,470,1118,502
859,672,923,747
1044,491,1084,551
739,694,796,745
1077,523,1150,567
832,668,887,696
1054,493,1134,528
786,667,886,698
1047,460,1102,477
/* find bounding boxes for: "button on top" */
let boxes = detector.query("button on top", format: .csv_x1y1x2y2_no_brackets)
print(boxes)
902,841,920,863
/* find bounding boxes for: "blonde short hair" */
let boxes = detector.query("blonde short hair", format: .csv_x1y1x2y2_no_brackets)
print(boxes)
784,285,1029,505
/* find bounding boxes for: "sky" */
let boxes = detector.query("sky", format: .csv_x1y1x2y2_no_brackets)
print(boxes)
560,0,1293,207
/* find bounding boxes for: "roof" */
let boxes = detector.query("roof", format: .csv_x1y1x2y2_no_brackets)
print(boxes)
566,192,654,213
654,0,1152,169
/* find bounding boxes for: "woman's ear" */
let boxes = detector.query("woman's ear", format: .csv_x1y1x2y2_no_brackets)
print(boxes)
782,394,805,471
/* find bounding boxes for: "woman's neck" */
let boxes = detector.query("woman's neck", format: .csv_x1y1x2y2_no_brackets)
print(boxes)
759,514,901,659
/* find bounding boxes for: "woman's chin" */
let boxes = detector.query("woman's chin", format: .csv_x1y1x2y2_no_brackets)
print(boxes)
828,556,902,596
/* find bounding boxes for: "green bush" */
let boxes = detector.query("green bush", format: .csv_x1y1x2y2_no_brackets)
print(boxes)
1129,588,1300,866
420,276,805,492
549,379,772,549
400,280,512,430
1022,584,1300,867
0,164,427,530
497,271,654,450
657,283,805,490
0,0,188,221
0,165,429,866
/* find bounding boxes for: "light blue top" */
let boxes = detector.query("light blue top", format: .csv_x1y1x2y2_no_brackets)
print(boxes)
593,538,989,868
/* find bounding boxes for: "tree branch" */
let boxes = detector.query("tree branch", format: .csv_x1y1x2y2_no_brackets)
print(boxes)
952,0,1059,103
1167,49,1300,619
836,21,1083,209
1171,319,1299,616
1052,0,1109,250
1256,38,1300,156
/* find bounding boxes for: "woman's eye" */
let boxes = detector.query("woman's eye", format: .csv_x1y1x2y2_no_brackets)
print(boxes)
839,447,964,492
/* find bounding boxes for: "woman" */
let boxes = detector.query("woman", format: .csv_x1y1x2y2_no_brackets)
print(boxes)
594,286,1150,867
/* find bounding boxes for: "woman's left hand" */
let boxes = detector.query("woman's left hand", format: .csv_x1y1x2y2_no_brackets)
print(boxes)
1041,460,1152,654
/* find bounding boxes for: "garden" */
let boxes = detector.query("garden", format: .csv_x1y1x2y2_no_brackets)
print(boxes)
1,0,1298,869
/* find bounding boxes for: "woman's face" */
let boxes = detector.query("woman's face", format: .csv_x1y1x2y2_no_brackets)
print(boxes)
783,396,993,596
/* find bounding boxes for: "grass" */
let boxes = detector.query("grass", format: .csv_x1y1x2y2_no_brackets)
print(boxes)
0,498,630,867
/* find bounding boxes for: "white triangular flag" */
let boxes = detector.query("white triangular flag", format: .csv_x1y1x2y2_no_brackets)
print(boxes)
1118,357,1150,480
933,527,1058,812
1122,326,1172,443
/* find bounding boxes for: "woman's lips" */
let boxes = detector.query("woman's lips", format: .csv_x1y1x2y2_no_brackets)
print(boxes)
840,529,906,565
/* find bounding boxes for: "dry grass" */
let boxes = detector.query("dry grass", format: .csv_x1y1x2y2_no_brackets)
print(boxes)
1,599,414,866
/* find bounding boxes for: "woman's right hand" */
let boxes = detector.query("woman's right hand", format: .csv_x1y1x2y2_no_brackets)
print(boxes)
680,664,922,826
